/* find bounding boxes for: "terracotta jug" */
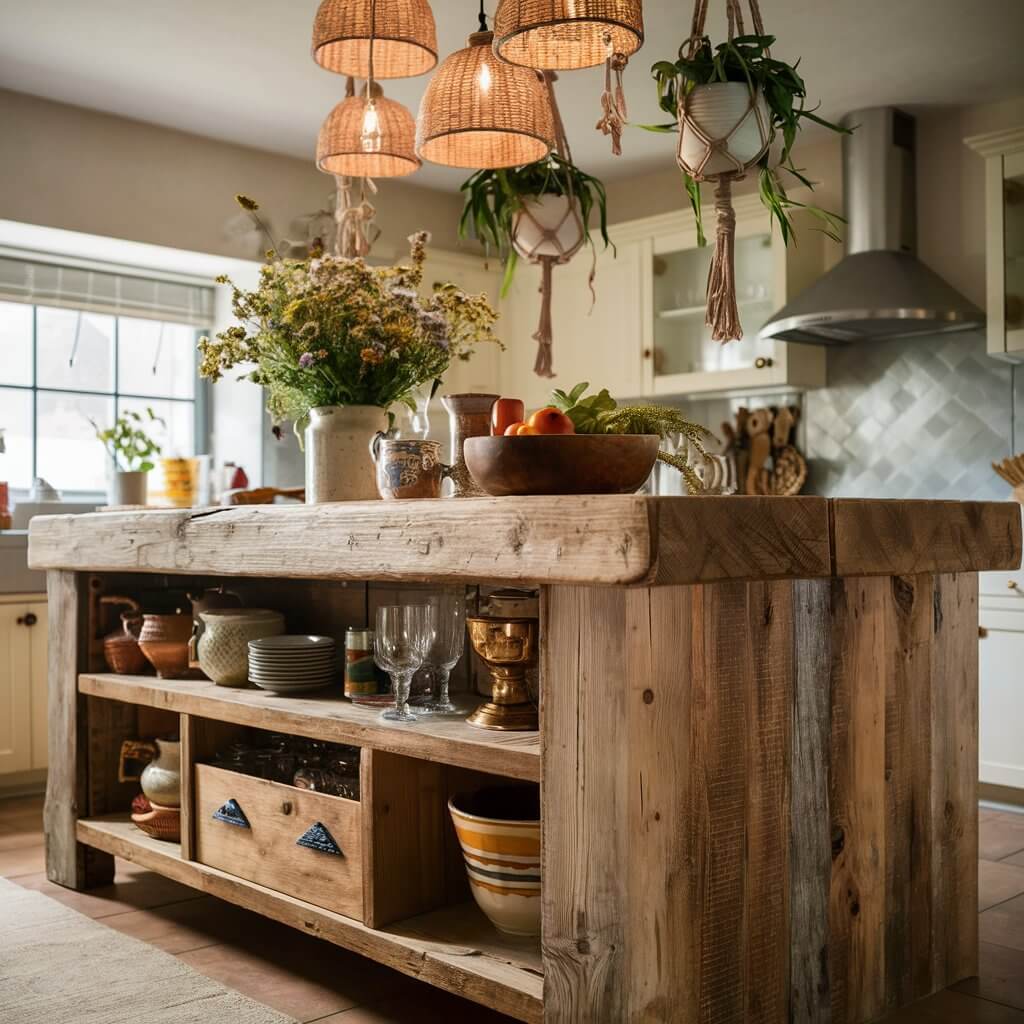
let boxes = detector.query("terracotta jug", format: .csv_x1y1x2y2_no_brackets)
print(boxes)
100,595,147,675
138,613,194,679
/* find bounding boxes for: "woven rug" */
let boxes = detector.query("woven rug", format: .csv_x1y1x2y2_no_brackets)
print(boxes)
0,876,296,1024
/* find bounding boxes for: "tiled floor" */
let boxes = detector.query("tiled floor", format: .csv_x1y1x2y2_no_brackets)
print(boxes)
2,794,1024,1022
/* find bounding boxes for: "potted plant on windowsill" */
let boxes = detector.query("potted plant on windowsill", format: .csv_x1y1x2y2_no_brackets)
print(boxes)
92,408,164,507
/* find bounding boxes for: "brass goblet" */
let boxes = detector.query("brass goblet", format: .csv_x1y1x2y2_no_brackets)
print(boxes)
466,617,539,731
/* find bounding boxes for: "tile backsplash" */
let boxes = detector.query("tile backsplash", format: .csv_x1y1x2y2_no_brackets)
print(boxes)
673,331,1021,502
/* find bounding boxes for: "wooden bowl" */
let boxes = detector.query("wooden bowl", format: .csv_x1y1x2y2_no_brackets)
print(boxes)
463,434,660,496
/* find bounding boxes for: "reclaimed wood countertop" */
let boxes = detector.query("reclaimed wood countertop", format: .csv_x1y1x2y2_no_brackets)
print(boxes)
27,495,1021,586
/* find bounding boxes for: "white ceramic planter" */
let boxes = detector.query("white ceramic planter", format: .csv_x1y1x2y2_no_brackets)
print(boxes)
677,82,772,179
511,194,586,261
108,470,147,507
304,405,389,503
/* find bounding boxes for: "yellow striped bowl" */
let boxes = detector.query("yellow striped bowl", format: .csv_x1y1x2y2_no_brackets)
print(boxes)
448,786,541,937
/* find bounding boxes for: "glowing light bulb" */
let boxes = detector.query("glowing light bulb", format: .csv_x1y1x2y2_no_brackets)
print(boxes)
360,98,382,153
477,60,492,95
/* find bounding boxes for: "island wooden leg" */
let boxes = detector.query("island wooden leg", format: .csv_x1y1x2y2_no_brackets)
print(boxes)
43,570,115,890
540,574,978,1023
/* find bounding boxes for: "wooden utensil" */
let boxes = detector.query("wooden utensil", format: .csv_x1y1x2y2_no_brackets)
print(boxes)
745,408,773,496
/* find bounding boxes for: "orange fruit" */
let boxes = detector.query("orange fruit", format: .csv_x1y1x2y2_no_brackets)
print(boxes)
527,407,575,435
503,421,525,436
515,423,538,435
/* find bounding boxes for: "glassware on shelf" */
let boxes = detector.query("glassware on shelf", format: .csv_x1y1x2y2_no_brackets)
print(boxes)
373,604,436,723
413,589,466,715
404,380,434,440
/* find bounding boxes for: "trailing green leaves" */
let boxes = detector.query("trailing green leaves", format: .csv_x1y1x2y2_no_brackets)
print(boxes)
459,153,613,296
642,33,850,247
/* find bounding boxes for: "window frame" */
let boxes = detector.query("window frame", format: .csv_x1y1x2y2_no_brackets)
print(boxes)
1,302,211,499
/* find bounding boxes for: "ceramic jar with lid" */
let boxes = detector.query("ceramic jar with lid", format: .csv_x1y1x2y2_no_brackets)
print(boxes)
196,609,285,686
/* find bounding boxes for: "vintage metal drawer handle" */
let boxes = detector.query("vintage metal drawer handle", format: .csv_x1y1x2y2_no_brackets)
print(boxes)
296,821,343,856
212,799,250,829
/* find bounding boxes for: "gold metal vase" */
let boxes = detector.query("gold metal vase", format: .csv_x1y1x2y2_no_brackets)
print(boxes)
466,617,539,731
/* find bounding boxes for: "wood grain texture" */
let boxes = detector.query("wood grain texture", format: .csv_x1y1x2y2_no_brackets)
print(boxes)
43,570,114,890
195,763,365,921
78,673,539,782
832,499,1022,578
76,814,542,1023
28,497,1021,587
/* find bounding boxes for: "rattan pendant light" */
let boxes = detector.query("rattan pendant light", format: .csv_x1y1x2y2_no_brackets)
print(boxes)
312,0,438,78
417,4,555,170
317,82,421,178
493,0,643,70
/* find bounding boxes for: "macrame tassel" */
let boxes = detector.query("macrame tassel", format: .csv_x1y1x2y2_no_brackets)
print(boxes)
596,51,629,156
705,176,742,342
532,258,556,378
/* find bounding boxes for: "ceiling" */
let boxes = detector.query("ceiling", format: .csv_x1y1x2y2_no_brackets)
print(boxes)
2,1,1023,192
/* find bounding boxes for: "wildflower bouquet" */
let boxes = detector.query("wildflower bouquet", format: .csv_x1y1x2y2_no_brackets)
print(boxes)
199,211,500,432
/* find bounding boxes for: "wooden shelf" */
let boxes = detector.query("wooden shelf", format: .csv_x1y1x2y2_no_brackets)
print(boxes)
77,815,542,1024
79,673,539,782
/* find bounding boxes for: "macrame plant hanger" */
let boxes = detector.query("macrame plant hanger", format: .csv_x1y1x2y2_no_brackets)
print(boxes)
679,0,772,341
595,34,629,155
516,72,586,378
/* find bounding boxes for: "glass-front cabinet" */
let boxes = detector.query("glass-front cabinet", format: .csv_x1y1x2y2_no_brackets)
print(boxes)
641,194,826,396
967,129,1024,360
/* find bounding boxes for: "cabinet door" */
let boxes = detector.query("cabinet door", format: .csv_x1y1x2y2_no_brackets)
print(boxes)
0,603,33,774
30,601,48,770
499,240,646,411
979,608,1024,790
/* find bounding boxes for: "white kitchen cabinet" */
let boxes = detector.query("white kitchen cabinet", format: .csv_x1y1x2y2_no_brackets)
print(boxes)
0,594,47,774
966,128,1024,361
498,238,646,412
979,558,1024,793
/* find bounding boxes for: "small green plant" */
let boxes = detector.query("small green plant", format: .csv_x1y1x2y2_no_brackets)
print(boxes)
551,382,714,493
91,408,164,472
643,34,849,247
459,153,612,296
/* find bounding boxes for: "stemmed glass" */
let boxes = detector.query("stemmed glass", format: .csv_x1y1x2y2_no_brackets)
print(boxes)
418,589,466,715
373,605,435,723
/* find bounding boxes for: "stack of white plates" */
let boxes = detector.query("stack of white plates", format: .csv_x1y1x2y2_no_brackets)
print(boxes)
248,635,337,694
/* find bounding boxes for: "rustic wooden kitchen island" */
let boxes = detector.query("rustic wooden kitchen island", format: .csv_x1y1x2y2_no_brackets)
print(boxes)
28,495,1022,1023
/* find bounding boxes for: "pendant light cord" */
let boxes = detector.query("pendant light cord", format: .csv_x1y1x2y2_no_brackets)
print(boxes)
478,0,488,32
367,0,377,90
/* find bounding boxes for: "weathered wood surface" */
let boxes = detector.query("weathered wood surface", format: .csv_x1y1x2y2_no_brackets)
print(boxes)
43,570,114,889
832,498,1022,578
78,673,539,782
27,496,1021,586
76,815,542,1023
542,574,980,1023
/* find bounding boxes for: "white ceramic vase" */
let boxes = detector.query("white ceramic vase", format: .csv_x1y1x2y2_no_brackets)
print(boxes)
108,470,147,507
140,738,181,808
197,609,285,686
677,82,772,179
511,194,586,261
304,405,389,503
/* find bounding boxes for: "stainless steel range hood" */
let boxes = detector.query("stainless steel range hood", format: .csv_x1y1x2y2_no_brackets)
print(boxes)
759,107,984,345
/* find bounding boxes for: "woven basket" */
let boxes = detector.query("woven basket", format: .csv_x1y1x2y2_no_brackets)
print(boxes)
417,31,554,170
318,90,420,178
493,0,643,70
131,803,181,843
312,0,437,78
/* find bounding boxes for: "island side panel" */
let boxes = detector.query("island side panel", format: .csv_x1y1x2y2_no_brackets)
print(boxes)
44,570,115,889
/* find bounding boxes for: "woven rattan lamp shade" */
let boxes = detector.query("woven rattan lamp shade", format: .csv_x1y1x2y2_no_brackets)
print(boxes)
417,31,554,170
312,0,437,78
493,0,643,70
317,89,421,178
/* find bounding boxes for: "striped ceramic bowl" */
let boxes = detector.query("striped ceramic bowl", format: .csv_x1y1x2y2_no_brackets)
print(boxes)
448,786,541,937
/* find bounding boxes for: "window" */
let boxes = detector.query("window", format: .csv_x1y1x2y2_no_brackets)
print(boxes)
0,301,209,494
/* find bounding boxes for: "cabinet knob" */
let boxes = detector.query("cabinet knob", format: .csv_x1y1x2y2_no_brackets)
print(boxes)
643,348,653,360
754,357,774,370
16,613,38,627
1008,580,1020,591
979,626,989,639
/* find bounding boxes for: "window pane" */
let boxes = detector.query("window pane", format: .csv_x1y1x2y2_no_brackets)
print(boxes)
36,390,114,493
118,318,197,399
0,387,33,489
117,398,194,460
0,302,33,386
37,307,115,392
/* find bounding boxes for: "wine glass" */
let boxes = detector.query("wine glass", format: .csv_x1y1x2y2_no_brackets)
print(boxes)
373,605,434,723
418,589,466,715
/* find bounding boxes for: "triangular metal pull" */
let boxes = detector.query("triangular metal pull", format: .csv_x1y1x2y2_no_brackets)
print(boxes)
212,798,250,829
296,821,342,856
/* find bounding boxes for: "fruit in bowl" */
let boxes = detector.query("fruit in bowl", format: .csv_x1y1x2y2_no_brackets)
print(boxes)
465,384,714,496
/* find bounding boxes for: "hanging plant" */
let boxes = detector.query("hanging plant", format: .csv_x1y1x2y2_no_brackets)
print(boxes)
643,0,849,341
458,73,612,377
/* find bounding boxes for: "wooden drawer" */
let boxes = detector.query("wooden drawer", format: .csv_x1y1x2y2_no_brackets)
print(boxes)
195,763,364,922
